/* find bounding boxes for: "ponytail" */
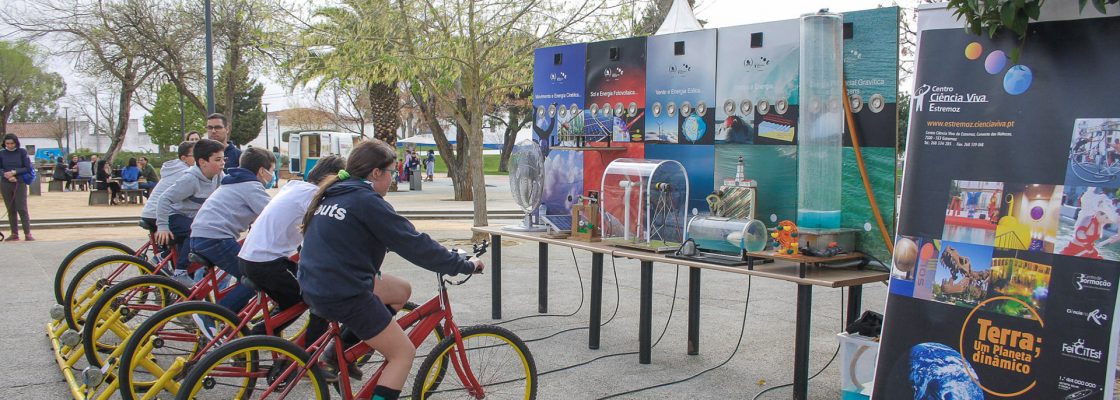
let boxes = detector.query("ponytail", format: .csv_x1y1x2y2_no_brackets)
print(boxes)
301,174,341,233
299,139,396,233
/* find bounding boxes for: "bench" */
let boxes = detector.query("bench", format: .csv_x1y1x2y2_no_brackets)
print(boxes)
122,189,145,204
48,180,67,192
88,189,111,206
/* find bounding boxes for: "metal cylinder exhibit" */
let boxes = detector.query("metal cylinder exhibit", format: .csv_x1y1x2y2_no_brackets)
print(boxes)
797,11,844,229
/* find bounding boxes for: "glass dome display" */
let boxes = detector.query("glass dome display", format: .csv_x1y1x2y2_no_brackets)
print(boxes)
685,216,769,256
600,158,689,251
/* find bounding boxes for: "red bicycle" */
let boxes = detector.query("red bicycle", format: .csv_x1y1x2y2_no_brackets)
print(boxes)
176,241,539,399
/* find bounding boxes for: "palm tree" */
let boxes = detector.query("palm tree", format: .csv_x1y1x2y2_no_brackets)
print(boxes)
288,0,400,146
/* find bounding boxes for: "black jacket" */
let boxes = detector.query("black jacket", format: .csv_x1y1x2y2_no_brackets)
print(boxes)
297,179,475,299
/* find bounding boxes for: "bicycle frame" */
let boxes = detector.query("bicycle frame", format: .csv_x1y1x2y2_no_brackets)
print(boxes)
260,275,483,400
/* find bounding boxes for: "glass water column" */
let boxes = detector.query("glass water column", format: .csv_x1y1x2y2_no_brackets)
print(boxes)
797,12,843,229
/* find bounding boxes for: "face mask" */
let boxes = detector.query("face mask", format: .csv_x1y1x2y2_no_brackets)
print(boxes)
261,170,275,189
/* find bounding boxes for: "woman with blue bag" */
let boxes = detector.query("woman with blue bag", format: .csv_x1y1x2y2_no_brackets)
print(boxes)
0,133,33,241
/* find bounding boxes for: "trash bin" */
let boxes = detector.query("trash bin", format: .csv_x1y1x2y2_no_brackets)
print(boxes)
837,332,879,400
409,169,422,191
29,175,42,196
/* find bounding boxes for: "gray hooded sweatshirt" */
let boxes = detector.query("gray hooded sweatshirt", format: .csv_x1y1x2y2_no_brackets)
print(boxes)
156,166,221,231
140,159,190,220
189,167,271,240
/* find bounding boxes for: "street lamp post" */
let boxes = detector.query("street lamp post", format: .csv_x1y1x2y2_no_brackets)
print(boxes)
204,0,215,114
63,106,69,155
264,103,270,150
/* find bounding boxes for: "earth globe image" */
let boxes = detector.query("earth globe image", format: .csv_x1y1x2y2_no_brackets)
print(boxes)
1003,65,1033,95
908,342,984,399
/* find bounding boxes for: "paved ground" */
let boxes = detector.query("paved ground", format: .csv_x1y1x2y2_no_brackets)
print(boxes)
0,174,890,399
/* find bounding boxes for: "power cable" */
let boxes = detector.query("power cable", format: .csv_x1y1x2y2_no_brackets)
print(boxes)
596,274,751,399
494,248,585,326
750,289,846,400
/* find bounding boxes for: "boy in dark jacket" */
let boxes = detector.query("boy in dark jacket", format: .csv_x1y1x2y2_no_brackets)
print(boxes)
190,147,275,314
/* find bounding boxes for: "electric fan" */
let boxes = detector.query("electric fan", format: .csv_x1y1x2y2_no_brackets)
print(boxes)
504,140,547,232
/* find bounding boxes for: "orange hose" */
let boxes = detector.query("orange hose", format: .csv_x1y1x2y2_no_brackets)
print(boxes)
842,81,895,254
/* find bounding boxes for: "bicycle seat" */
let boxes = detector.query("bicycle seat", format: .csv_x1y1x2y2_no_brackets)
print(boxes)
188,252,216,268
138,219,156,232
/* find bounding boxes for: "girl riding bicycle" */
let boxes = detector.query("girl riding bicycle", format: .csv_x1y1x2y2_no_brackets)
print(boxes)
298,139,484,400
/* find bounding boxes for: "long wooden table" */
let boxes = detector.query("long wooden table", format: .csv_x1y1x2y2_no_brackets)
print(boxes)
473,226,888,400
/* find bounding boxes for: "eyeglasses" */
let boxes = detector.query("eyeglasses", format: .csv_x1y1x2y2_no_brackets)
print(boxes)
205,125,224,130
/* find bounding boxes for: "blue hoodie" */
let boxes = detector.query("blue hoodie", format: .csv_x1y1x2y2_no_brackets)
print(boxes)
298,179,475,300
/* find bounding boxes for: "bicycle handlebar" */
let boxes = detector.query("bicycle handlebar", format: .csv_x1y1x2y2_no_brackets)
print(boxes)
442,240,489,286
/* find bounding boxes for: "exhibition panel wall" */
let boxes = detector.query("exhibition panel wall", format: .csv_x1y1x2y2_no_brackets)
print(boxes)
875,5,1120,399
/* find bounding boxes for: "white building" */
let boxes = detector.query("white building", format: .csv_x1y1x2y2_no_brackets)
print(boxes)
4,118,159,159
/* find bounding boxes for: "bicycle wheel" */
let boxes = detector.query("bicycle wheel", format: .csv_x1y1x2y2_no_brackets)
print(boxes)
176,335,328,400
412,325,537,400
53,240,136,305
62,254,156,331
80,275,190,368
118,301,247,400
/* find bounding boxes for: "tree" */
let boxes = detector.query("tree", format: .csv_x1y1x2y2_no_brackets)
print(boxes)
0,40,65,133
3,0,160,163
390,0,620,237
287,0,402,146
215,62,265,146
946,0,1114,61
494,90,533,173
144,83,205,151
113,0,208,115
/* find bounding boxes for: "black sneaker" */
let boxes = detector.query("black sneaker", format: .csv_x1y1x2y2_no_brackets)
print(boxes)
321,342,363,382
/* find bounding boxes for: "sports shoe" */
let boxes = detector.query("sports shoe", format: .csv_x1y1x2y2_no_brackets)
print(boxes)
320,341,363,382
24,234,34,241
192,314,219,343
172,270,195,289
4,234,19,242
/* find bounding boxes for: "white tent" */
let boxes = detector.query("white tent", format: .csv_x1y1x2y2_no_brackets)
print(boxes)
655,0,703,35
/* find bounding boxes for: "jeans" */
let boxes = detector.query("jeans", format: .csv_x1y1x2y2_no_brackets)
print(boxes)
168,214,194,270
190,237,254,314
122,181,139,190
138,181,156,197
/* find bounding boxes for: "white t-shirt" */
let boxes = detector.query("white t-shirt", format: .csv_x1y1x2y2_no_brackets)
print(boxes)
238,180,319,263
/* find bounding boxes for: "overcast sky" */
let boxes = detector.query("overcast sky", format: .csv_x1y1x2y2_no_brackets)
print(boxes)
3,0,914,116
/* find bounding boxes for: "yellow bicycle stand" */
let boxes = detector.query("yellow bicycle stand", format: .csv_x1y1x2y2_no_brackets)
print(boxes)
47,306,173,400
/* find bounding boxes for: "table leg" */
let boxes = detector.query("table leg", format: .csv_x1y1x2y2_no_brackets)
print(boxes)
747,256,755,271
793,284,812,400
538,243,548,314
589,253,603,350
491,234,502,320
688,267,701,355
639,260,653,364
847,285,863,326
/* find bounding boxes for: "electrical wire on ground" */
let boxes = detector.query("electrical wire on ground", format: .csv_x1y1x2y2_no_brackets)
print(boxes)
494,248,586,327
520,250,626,344
596,274,751,399
750,290,846,400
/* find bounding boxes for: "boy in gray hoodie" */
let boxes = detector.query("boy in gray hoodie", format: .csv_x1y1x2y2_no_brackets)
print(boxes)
140,141,196,234
190,147,275,313
155,139,225,278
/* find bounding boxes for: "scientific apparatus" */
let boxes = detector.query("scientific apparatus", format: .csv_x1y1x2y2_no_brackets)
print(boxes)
797,10,844,229
600,158,689,252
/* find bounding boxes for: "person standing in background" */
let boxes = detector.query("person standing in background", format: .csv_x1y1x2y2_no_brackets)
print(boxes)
425,150,435,182
272,146,282,188
0,133,32,241
205,113,241,170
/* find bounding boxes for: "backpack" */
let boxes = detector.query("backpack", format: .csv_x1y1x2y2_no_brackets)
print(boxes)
19,152,35,185
20,164,36,183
